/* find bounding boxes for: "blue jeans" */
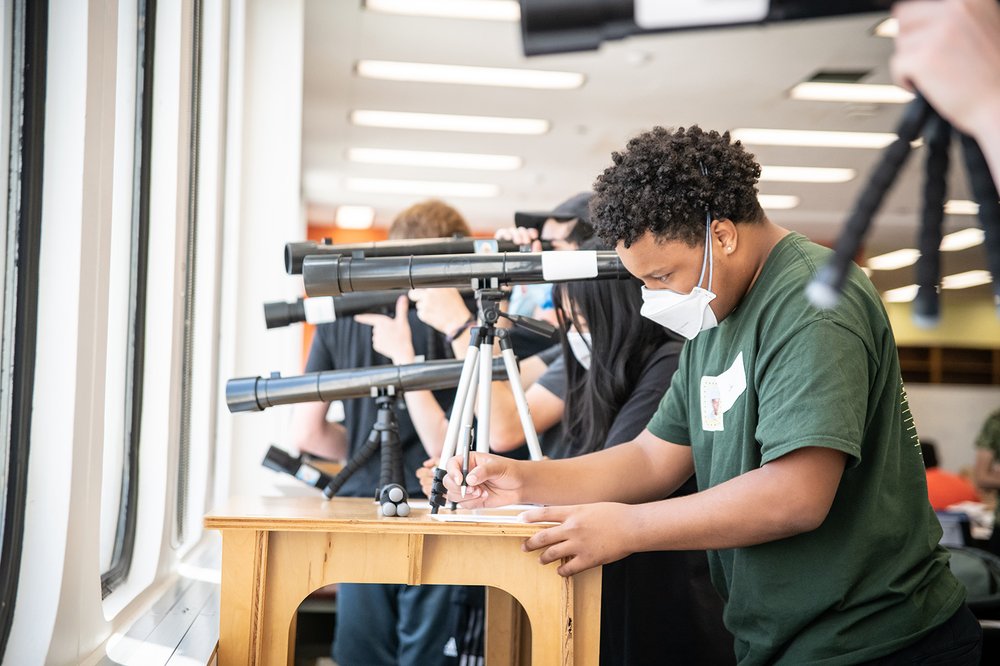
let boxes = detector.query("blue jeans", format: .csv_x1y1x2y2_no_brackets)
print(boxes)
333,583,453,666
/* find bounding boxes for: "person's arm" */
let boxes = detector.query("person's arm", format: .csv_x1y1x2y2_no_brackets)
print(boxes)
520,446,846,576
892,0,1000,188
446,428,696,507
288,324,350,459
289,401,350,460
489,382,564,452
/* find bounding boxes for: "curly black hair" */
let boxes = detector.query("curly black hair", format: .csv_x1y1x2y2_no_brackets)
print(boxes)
590,125,764,248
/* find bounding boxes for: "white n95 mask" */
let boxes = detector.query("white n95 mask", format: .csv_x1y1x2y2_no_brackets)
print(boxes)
566,330,592,369
640,211,719,340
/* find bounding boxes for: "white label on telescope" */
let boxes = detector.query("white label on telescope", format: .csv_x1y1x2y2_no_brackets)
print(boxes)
304,296,337,324
295,465,321,485
541,250,598,281
635,0,768,30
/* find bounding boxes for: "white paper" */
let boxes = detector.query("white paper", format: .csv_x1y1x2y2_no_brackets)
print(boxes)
431,513,553,524
717,352,747,413
541,250,598,281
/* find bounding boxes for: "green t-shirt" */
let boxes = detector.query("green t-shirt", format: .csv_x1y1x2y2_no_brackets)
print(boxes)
647,233,964,665
975,408,1000,522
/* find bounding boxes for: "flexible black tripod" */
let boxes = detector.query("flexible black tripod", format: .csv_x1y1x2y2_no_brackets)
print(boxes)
806,94,1000,321
322,388,411,517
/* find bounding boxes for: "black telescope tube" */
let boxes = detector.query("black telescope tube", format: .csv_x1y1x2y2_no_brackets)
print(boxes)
227,358,510,413
263,299,306,329
263,290,408,328
301,251,629,297
285,237,553,275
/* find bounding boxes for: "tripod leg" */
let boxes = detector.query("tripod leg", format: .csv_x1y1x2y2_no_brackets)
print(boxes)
375,401,410,517
322,428,380,499
808,96,934,308
430,330,483,512
475,330,495,453
959,133,1000,312
497,330,543,460
914,113,950,328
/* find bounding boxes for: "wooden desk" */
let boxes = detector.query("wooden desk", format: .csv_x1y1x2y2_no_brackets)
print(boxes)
204,496,602,665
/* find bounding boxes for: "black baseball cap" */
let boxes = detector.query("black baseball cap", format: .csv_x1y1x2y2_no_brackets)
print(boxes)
514,192,593,230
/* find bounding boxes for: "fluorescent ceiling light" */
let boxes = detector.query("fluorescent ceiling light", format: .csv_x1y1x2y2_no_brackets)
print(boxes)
883,284,918,303
351,110,549,135
861,266,873,278
867,248,920,271
940,227,985,252
732,128,897,149
757,194,799,210
942,270,993,290
759,165,856,183
335,205,375,229
945,199,980,215
346,177,499,198
348,147,522,171
874,18,897,38
365,0,519,21
356,60,584,90
790,82,914,104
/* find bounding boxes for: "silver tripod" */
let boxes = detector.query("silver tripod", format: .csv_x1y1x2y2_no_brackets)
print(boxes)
428,286,543,513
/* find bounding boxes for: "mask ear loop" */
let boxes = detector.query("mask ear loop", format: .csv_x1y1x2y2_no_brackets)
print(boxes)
697,163,713,292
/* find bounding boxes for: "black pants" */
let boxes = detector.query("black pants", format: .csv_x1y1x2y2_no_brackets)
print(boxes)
864,604,982,665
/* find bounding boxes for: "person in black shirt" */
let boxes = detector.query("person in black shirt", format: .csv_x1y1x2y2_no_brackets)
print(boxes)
290,200,467,666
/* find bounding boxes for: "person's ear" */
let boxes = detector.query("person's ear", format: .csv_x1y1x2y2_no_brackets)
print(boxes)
712,219,738,256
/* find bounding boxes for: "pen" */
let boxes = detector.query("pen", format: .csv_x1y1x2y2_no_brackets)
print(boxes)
461,425,473,498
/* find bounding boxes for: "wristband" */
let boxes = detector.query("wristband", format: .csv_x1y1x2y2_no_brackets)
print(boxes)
445,317,476,344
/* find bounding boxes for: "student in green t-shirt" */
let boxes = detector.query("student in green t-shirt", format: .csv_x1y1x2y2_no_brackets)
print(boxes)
445,126,981,664
974,407,1000,555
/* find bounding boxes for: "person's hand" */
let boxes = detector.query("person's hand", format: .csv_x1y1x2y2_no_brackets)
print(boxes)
495,226,543,251
891,0,1000,138
443,452,525,508
355,296,416,365
520,503,638,576
416,457,438,496
409,288,472,335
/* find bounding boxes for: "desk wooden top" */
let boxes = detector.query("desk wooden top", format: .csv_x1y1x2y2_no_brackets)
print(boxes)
204,496,548,537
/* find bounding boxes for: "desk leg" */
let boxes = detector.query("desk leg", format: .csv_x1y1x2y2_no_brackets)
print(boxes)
218,530,269,666
485,587,529,665
571,567,602,666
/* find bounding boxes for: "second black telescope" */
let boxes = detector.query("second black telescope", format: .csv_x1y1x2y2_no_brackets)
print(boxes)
302,250,629,297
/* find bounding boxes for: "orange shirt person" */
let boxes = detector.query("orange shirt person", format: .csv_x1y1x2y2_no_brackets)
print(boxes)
922,442,981,511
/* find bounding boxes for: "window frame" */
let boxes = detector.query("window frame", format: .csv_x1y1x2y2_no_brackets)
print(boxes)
0,0,48,657
99,0,157,598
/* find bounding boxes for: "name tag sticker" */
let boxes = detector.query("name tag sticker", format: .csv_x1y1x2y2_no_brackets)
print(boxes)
700,352,747,432
700,377,724,432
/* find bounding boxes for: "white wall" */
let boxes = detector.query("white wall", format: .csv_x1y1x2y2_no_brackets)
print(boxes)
215,0,305,502
906,384,1000,472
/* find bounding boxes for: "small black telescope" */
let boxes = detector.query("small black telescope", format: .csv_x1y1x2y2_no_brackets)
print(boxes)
301,250,629,297
285,237,553,275
227,357,510,413
262,290,406,329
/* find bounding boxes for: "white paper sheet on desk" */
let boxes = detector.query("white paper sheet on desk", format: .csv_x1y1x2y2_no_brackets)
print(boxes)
430,513,557,525
406,500,540,511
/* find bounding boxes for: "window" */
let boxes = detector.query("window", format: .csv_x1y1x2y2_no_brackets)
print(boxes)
0,0,47,657
176,0,203,546
176,0,226,549
99,0,155,596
